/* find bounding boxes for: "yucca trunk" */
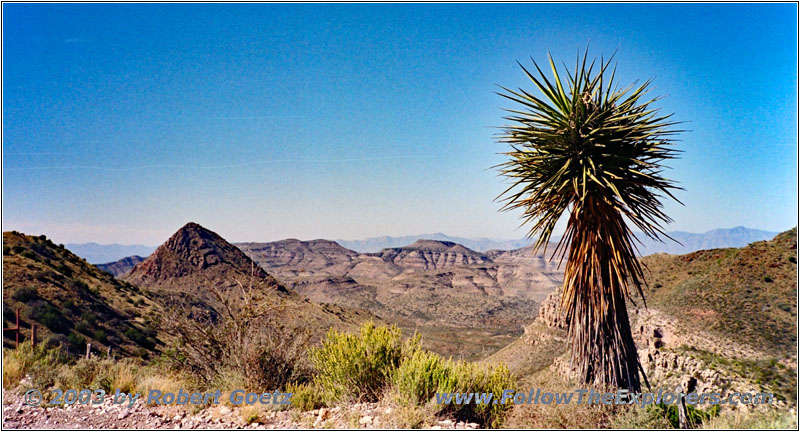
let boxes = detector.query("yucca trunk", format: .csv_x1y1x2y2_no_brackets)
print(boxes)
561,197,645,391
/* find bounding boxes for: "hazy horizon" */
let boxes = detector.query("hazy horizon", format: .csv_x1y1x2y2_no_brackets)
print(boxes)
53,224,785,249
3,4,797,245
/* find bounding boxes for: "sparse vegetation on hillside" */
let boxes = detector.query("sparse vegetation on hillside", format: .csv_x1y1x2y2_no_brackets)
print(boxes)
2,231,161,356
640,228,797,356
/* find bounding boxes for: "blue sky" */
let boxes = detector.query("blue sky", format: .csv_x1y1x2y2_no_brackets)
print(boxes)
3,3,797,245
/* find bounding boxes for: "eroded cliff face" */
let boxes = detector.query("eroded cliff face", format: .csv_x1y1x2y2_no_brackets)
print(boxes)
373,240,492,271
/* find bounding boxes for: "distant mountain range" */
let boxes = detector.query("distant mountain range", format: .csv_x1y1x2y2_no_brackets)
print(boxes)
336,226,780,254
631,226,780,256
71,226,780,264
336,234,533,254
65,243,156,264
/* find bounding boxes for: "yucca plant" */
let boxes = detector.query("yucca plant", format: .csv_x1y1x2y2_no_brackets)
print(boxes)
496,50,682,391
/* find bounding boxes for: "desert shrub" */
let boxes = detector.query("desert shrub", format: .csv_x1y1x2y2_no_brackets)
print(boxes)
649,402,719,428
26,301,68,331
12,245,25,254
125,327,156,349
21,250,37,260
287,381,326,411
67,278,89,292
434,360,515,427
136,372,188,399
701,409,797,429
80,312,97,324
54,264,72,277
310,322,406,402
3,246,10,255
392,346,449,405
311,322,514,426
93,329,108,343
163,278,310,391
45,334,68,348
2,341,68,389
53,357,140,394
67,332,86,350
12,286,38,302
240,405,263,425
75,321,90,334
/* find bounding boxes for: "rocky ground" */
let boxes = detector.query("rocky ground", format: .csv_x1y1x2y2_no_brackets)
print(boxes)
2,388,480,429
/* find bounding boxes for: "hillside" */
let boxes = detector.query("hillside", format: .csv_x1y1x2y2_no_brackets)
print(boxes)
639,228,797,357
2,232,161,357
491,228,797,418
122,223,372,341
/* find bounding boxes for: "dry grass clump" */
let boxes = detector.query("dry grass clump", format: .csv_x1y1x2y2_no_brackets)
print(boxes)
3,342,67,389
701,408,797,429
3,341,190,405
502,369,656,429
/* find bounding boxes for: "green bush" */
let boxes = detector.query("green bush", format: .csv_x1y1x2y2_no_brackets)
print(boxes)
67,332,86,349
55,264,72,277
12,286,38,302
433,360,515,427
21,250,37,260
649,402,720,428
392,347,449,405
310,322,407,402
68,279,89,292
310,322,515,427
76,321,92,334
93,329,108,343
26,301,68,331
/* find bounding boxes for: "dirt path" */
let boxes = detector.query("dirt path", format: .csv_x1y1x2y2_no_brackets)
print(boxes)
2,388,479,429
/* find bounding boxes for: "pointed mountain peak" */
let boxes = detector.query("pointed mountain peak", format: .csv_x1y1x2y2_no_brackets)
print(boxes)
124,223,283,292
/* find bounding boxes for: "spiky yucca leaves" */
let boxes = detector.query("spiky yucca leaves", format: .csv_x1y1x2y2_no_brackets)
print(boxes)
496,52,682,391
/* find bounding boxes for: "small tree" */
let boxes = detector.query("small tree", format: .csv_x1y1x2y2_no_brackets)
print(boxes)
496,50,682,391
163,263,311,390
